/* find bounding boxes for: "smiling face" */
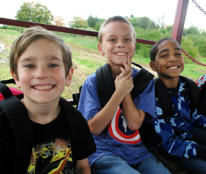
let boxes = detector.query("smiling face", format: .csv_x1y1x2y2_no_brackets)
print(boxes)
12,38,73,106
98,21,136,69
150,39,184,83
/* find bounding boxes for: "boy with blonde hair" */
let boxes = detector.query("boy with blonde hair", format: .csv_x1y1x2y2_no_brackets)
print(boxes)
78,16,170,174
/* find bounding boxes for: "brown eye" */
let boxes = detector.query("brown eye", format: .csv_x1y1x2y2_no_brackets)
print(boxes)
175,53,182,56
161,54,168,58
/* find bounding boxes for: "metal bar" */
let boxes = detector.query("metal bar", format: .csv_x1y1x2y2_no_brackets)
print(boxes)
171,0,189,44
0,17,98,37
0,17,156,45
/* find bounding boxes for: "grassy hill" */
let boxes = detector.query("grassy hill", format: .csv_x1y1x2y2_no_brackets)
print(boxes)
0,29,205,99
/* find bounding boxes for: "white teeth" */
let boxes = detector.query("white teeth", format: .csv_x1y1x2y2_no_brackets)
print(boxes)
116,52,126,56
168,66,178,70
34,85,53,90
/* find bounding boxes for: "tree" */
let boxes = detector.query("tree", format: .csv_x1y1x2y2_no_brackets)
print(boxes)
87,16,96,28
181,38,198,63
53,16,65,26
138,17,157,29
95,18,105,31
87,15,100,28
130,17,157,29
69,17,88,29
130,17,140,27
184,26,200,36
15,2,53,24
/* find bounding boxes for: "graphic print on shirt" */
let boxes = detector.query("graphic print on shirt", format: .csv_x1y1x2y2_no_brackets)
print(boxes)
27,139,74,174
108,106,141,144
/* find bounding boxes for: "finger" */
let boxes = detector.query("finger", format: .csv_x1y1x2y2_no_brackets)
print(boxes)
123,61,130,74
124,70,133,79
124,55,132,73
127,54,132,68
119,67,126,79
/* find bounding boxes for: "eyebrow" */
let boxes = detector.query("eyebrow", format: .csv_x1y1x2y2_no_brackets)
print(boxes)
19,57,36,63
159,47,182,54
19,56,62,63
106,34,132,38
174,47,182,51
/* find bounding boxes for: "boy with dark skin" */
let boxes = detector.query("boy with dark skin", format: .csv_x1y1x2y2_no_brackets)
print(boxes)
150,38,206,174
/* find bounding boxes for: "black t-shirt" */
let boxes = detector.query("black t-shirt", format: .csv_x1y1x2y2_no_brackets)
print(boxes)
28,109,74,174
166,81,180,100
0,98,96,174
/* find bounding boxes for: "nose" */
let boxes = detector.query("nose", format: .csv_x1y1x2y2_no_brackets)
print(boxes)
169,55,177,62
35,66,49,79
117,40,125,48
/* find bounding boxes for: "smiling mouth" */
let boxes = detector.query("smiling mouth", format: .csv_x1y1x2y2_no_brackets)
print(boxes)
114,52,127,56
33,85,54,90
167,66,179,70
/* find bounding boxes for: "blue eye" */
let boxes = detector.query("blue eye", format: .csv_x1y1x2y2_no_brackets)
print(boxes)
25,64,35,68
125,39,131,42
110,39,116,42
49,64,58,68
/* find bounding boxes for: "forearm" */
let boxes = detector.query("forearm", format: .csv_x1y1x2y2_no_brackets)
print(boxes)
122,94,145,131
75,158,91,174
153,118,198,158
88,91,124,135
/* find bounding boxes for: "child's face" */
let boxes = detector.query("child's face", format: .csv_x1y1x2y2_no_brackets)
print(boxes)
12,38,73,105
150,39,184,80
98,21,136,68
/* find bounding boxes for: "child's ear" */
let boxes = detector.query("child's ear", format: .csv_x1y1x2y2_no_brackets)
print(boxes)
65,68,74,87
150,61,157,71
98,43,105,56
11,70,21,88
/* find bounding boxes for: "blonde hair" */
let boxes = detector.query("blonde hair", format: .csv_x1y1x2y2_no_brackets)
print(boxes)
98,16,136,44
10,26,72,78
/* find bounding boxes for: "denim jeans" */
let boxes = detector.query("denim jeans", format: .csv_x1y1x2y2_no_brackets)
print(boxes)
91,155,171,174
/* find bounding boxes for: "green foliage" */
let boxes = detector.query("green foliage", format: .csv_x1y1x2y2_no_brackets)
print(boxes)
69,16,88,29
183,26,200,36
186,34,206,57
130,17,157,29
87,15,102,28
95,19,105,31
197,38,206,57
15,2,53,24
0,25,24,33
61,35,98,50
181,38,198,63
134,27,171,58
130,17,140,27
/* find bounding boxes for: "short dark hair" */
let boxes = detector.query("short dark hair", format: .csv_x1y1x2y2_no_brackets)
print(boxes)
150,38,178,61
